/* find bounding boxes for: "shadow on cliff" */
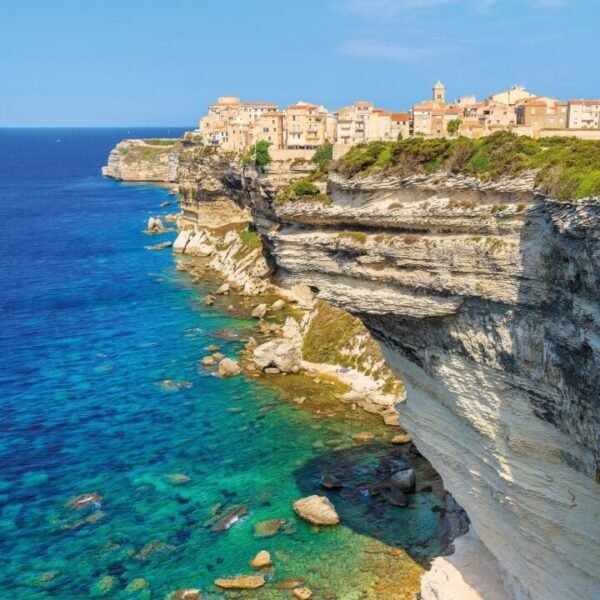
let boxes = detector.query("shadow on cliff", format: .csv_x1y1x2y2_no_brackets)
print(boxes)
293,441,455,564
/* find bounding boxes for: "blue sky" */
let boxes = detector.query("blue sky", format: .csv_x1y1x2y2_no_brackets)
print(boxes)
1,0,598,126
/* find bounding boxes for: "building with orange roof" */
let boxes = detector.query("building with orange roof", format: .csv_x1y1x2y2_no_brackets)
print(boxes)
285,102,331,149
391,112,410,139
199,97,281,150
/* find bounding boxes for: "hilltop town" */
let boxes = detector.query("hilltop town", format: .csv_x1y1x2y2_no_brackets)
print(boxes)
197,82,600,156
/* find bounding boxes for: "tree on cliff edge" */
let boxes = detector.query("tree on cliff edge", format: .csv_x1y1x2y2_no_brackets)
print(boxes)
244,141,272,168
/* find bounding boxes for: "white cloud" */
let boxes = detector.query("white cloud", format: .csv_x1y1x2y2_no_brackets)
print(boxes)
340,39,434,61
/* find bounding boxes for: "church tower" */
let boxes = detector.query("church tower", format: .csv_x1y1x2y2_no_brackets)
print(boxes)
433,81,446,103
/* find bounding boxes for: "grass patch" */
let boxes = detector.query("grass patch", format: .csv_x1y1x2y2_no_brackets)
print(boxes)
276,178,332,205
339,231,367,244
333,132,600,201
144,138,177,146
302,301,403,392
239,229,262,251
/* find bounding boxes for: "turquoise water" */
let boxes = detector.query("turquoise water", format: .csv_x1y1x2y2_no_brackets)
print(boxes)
0,129,444,599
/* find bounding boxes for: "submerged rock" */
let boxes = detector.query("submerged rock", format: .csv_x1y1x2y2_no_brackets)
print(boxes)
125,578,149,592
167,473,191,485
386,469,416,493
254,518,287,538
320,474,343,489
67,493,102,510
384,489,409,507
91,575,117,596
168,590,202,600
293,495,340,525
351,432,375,443
274,578,306,589
214,575,265,589
391,433,412,445
211,505,248,532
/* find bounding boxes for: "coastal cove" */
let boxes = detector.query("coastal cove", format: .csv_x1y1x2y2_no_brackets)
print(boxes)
0,129,450,599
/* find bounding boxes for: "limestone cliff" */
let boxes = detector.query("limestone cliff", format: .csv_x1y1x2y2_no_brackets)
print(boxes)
103,140,600,599
257,173,600,600
102,139,179,182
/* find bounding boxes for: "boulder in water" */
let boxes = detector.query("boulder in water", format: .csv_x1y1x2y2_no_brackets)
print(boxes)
386,468,416,493
251,303,268,318
217,358,241,377
320,474,343,489
146,217,166,233
293,495,340,525
250,550,272,569
271,299,285,311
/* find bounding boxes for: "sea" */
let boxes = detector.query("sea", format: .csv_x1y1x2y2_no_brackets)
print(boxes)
0,128,444,599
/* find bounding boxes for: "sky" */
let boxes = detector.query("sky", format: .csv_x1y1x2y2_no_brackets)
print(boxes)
1,0,599,126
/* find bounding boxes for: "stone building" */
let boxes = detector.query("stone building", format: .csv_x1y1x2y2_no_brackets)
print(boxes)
567,100,600,129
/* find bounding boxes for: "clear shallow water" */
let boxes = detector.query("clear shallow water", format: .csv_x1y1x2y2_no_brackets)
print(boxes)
0,129,443,599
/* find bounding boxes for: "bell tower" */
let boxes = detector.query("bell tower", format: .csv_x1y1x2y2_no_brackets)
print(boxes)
433,81,446,103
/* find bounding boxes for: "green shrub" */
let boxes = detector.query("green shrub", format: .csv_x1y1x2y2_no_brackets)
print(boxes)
294,180,320,196
243,140,272,167
312,143,333,165
276,179,331,205
447,119,462,136
332,132,600,201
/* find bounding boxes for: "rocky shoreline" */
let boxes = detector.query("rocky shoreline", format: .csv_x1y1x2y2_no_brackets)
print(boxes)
139,205,469,598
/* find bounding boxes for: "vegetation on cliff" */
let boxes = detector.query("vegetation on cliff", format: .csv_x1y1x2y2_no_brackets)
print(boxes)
302,301,402,394
334,132,600,200
120,143,174,163
312,143,333,165
243,140,272,167
276,178,332,205
144,139,177,146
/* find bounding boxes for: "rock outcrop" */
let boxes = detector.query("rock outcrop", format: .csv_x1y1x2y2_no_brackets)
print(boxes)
102,139,179,182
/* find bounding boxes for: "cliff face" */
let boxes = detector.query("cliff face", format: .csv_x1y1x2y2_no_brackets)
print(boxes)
102,139,179,182
257,173,600,600
104,142,600,599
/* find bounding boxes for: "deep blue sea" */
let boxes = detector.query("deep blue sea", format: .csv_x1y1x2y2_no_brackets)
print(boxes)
0,129,443,599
